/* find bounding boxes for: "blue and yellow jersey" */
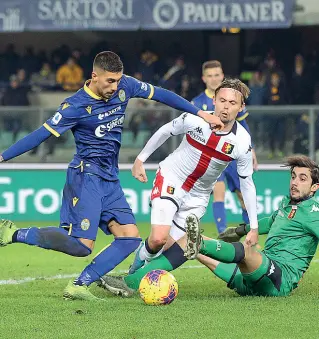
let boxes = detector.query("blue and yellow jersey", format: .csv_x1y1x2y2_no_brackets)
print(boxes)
191,89,249,122
43,75,155,180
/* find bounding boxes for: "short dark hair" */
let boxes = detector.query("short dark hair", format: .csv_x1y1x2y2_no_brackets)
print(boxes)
215,78,250,103
93,51,123,73
284,155,319,184
202,60,222,74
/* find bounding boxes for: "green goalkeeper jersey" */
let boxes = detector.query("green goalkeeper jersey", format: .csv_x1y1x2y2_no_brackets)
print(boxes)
260,195,319,289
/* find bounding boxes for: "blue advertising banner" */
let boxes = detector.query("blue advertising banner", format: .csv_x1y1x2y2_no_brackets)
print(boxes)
0,0,294,32
143,0,295,30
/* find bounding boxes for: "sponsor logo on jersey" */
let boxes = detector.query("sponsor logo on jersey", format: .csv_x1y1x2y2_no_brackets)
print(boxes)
267,261,275,276
194,127,203,135
140,82,148,91
85,105,92,114
221,142,235,154
95,116,125,137
62,102,70,110
51,112,62,125
72,197,79,207
119,89,126,102
167,186,175,195
246,145,252,153
98,106,122,120
288,206,297,219
81,218,90,231
153,187,160,195
188,130,205,144
310,205,319,212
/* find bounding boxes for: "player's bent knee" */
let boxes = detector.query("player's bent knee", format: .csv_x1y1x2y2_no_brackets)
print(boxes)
79,238,95,250
233,242,245,263
70,238,92,257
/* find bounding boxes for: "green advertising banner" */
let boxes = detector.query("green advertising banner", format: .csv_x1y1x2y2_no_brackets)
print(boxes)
0,169,291,223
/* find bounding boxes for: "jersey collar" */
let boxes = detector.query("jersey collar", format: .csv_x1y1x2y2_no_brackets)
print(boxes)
84,80,103,100
215,120,237,136
205,89,214,99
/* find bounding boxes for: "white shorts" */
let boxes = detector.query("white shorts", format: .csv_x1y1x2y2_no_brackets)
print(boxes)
150,169,210,241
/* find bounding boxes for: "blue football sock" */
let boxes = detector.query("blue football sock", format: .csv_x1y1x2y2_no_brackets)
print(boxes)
242,209,249,224
213,202,227,233
74,237,141,286
12,227,91,257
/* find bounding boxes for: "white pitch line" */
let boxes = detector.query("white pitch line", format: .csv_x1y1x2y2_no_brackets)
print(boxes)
2,260,319,286
0,265,205,286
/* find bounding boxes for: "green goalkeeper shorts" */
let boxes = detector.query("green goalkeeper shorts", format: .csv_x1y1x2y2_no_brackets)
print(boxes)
227,252,293,297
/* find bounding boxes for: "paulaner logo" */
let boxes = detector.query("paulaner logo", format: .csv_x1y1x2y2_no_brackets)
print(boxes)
153,0,179,29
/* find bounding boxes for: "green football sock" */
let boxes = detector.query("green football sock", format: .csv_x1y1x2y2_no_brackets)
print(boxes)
213,262,238,283
125,254,173,290
200,239,244,263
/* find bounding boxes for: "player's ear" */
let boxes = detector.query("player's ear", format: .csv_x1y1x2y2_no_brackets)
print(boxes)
91,71,98,82
201,75,206,84
311,183,319,194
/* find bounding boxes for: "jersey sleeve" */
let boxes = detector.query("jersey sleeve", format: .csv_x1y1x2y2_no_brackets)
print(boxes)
236,141,254,177
43,103,79,137
236,106,249,122
125,76,155,100
191,96,201,108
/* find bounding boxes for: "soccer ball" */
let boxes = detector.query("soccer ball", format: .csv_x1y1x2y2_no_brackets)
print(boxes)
139,270,178,306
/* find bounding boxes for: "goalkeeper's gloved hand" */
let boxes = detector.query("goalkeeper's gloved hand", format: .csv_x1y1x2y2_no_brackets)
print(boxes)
217,223,248,243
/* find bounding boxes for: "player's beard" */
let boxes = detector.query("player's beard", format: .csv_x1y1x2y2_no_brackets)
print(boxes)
289,190,313,204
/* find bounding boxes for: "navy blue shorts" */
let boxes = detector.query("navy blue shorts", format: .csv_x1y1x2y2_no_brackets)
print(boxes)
60,167,136,240
216,161,240,193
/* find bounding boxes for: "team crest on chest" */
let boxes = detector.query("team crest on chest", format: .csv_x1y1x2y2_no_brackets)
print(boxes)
119,89,126,102
288,206,297,219
221,142,235,154
202,104,207,110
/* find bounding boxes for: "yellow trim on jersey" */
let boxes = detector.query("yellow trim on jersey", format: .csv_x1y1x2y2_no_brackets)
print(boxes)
205,89,215,99
236,112,249,121
93,244,111,258
43,123,60,137
84,80,103,100
74,160,84,172
147,84,155,99
68,223,73,236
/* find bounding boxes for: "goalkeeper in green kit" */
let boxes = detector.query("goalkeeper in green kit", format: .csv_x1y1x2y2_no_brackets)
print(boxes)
183,154,319,296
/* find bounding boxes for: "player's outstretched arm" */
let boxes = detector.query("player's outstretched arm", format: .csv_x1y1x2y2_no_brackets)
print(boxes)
0,126,52,162
151,87,224,130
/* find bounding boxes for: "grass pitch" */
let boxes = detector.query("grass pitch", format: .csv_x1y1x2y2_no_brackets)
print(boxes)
0,222,319,339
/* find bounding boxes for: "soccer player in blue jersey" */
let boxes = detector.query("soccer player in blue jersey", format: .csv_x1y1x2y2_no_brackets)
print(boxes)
192,60,258,234
0,51,223,301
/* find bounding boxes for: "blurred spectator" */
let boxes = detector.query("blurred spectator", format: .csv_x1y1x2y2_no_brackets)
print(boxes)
20,46,39,79
0,44,20,81
134,50,160,84
56,57,83,91
261,54,286,86
178,75,197,101
30,63,56,91
247,71,266,105
291,54,314,105
2,75,30,142
160,56,186,92
265,72,290,159
16,68,28,87
72,48,90,79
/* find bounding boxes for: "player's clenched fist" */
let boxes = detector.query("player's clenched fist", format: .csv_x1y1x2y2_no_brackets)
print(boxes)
197,110,224,132
132,158,148,183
